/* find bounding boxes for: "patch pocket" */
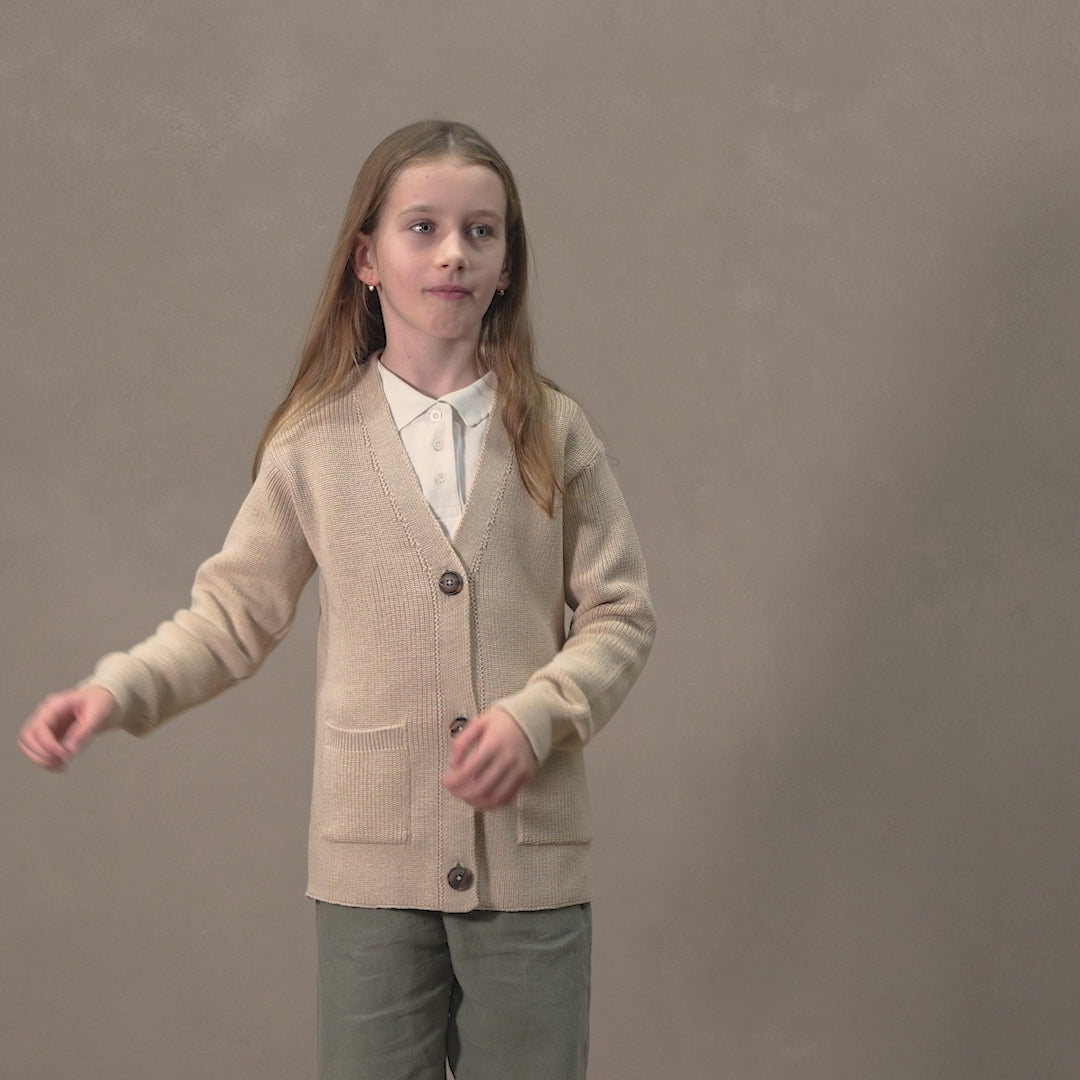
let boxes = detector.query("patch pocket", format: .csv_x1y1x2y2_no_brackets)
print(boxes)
516,750,592,845
320,723,410,844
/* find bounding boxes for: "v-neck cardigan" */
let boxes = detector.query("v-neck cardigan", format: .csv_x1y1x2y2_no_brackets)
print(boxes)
88,358,655,911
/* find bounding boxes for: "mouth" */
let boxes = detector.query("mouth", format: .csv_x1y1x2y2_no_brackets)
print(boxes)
427,286,472,300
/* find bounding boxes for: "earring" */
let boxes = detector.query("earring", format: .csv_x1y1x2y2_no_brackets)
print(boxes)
497,288,506,297
367,284,375,292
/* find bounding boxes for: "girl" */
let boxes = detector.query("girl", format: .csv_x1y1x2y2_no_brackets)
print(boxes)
19,120,655,1080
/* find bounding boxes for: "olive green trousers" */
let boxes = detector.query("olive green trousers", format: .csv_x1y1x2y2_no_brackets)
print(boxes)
316,901,591,1080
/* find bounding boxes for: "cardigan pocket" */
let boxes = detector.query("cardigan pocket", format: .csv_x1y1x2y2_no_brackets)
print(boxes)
320,723,410,844
516,750,592,845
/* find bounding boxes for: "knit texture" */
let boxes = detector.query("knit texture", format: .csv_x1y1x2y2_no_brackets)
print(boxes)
90,359,655,911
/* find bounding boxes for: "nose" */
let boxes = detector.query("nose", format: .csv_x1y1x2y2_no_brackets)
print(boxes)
436,230,467,270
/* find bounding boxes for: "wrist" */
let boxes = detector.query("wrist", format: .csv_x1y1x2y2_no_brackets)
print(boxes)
83,683,120,729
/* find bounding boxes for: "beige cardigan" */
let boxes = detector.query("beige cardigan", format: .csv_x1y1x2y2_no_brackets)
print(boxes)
90,359,655,911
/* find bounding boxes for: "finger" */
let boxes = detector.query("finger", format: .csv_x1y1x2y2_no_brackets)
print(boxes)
462,774,520,810
447,759,530,808
24,709,71,763
448,719,486,768
62,702,109,755
447,721,495,775
41,692,79,729
17,728,66,771
484,762,533,807
23,747,65,771
443,754,492,795
443,750,504,800
463,757,520,806
453,741,503,790
63,720,93,755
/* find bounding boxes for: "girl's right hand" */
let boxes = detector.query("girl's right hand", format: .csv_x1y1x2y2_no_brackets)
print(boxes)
18,685,118,771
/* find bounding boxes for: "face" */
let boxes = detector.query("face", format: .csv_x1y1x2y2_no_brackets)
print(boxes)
355,155,511,357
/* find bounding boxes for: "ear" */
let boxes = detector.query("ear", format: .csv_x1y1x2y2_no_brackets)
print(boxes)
497,255,511,292
352,232,378,288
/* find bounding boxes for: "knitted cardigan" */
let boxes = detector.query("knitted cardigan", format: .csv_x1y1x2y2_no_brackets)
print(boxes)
89,358,655,911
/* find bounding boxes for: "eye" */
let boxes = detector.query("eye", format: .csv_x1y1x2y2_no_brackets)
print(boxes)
470,223,495,239
410,221,433,234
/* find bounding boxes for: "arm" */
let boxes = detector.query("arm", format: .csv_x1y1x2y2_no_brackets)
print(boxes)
94,448,316,733
493,440,657,766
19,447,316,766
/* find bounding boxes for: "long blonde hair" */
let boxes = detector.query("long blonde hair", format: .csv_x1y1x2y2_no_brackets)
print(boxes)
254,120,560,515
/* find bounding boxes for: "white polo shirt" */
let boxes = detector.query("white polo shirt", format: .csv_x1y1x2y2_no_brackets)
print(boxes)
377,360,496,539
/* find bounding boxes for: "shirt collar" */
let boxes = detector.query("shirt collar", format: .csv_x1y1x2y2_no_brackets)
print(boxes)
377,359,495,431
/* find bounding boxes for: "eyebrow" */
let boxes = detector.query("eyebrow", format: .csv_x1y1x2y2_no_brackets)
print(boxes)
395,204,504,221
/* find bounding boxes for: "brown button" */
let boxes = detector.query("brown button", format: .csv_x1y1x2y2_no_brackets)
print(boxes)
439,571,464,595
447,864,474,891
449,717,469,736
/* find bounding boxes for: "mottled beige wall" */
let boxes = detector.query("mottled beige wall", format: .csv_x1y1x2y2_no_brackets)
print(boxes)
4,2,1079,1078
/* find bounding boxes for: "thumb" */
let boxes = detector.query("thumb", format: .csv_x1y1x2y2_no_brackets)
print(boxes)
63,690,116,755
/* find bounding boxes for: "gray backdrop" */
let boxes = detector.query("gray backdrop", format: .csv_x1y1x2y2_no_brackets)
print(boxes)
4,2,1079,1078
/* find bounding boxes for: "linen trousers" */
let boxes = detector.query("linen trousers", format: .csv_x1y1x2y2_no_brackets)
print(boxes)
316,901,591,1080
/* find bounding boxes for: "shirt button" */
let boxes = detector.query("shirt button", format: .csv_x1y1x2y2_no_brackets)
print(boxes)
439,571,464,595
433,438,445,451
449,717,469,736
435,472,447,485
430,408,443,422
447,865,474,891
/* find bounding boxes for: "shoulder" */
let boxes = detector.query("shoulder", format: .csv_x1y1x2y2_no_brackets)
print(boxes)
261,363,369,472
542,385,605,479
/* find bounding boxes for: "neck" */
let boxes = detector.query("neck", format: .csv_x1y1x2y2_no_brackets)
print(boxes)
378,340,481,399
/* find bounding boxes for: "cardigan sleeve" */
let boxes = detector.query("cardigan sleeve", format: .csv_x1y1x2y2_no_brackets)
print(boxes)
493,428,656,764
86,447,317,735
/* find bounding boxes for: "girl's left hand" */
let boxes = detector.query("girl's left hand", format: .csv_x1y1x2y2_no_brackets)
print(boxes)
442,707,538,809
